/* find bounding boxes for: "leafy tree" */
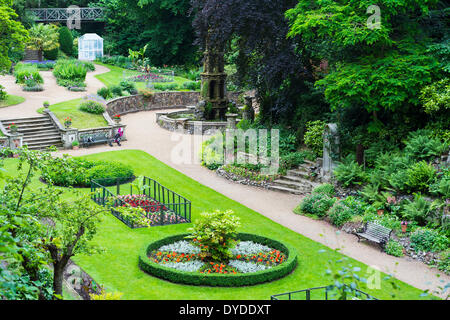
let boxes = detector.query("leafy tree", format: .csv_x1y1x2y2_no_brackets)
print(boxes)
27,23,60,61
93,0,198,66
58,26,74,57
0,0,28,73
286,0,449,135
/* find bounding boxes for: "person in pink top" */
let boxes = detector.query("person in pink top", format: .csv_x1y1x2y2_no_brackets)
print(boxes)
109,128,123,147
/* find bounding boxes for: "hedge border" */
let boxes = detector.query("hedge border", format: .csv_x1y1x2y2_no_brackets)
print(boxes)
138,233,298,287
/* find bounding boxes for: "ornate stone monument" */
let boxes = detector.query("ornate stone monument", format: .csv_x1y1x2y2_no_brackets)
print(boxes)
196,39,228,121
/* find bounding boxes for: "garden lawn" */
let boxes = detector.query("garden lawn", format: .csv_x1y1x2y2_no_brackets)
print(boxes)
0,95,25,108
95,62,192,91
37,98,108,129
1,150,426,300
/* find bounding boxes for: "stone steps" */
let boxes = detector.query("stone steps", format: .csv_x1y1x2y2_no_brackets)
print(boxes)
1,116,63,150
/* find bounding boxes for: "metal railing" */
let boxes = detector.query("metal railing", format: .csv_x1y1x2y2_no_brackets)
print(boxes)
91,176,191,228
270,285,378,301
26,7,104,22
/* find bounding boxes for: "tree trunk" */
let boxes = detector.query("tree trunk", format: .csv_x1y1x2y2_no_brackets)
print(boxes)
356,144,364,166
38,50,43,62
53,263,64,299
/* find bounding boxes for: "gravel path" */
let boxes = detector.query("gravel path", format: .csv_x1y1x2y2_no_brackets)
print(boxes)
58,110,450,299
0,64,109,119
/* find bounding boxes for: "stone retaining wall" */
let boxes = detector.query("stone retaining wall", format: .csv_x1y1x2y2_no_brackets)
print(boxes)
106,91,243,117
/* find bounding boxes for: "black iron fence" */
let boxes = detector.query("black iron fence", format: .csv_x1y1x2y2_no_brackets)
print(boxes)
270,285,378,300
91,176,191,228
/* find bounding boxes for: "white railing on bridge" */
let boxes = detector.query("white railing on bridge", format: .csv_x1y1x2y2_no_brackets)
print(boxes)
26,7,104,22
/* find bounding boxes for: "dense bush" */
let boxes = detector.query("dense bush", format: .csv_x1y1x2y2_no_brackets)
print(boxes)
296,193,336,217
402,194,440,226
78,100,106,115
110,85,123,97
14,63,44,84
410,228,449,253
312,184,336,197
303,120,325,157
154,83,180,91
334,155,366,187
327,201,353,227
138,233,297,287
279,151,306,174
58,26,74,56
384,240,404,257
0,85,7,100
119,80,138,95
437,250,450,274
41,158,134,188
53,59,88,87
43,48,59,61
182,81,201,91
404,131,447,161
97,87,112,100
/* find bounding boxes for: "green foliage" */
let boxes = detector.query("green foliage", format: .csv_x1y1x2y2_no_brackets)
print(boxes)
420,78,450,114
304,120,325,157
58,26,74,56
384,240,404,257
405,161,437,193
436,250,450,274
279,151,306,174
97,87,112,100
312,184,336,197
27,23,59,60
119,80,138,95
14,63,43,84
110,85,123,97
182,81,201,91
334,155,367,187
186,210,241,262
296,193,336,218
410,228,449,253
53,60,87,85
0,1,28,73
328,201,353,227
429,175,450,199
41,156,134,188
0,84,6,100
402,194,440,226
78,100,106,115
43,47,58,60
221,164,277,183
404,131,448,161
154,83,180,91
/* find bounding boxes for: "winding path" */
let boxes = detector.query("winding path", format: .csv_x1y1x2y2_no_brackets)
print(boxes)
1,63,448,298
0,64,109,118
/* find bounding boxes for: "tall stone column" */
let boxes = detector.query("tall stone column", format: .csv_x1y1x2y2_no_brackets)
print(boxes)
322,123,339,181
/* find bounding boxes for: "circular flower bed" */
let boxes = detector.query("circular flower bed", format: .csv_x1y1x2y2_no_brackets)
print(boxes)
139,233,297,287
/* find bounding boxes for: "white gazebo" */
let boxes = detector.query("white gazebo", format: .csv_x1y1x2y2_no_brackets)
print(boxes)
78,33,103,61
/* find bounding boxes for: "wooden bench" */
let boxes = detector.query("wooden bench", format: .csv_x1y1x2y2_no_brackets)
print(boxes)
356,222,392,249
80,132,110,148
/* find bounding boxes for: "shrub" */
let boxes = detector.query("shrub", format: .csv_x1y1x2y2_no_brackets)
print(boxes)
110,85,123,97
312,184,336,197
53,59,87,84
405,161,437,193
334,155,367,187
97,87,112,100
404,131,447,161
402,194,440,226
279,152,306,173
296,193,336,217
58,26,74,56
384,240,404,257
119,80,138,95
303,120,325,157
429,175,450,199
410,228,449,253
341,196,367,216
78,100,106,115
0,85,7,100
182,81,201,91
437,250,450,274
14,63,44,84
186,210,241,262
328,201,353,227
41,158,134,188
43,48,59,60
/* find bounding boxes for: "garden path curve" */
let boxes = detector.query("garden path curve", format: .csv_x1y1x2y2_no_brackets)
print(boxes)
57,110,450,298
0,64,110,118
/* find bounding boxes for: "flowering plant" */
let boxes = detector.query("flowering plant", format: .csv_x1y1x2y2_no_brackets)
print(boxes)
112,114,121,120
401,221,408,226
8,123,18,131
64,117,72,127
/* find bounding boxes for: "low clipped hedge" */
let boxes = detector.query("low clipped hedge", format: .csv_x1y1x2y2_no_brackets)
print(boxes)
41,158,134,188
138,233,298,287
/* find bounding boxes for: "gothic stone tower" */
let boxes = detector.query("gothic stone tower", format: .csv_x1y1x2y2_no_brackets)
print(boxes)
200,43,228,120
